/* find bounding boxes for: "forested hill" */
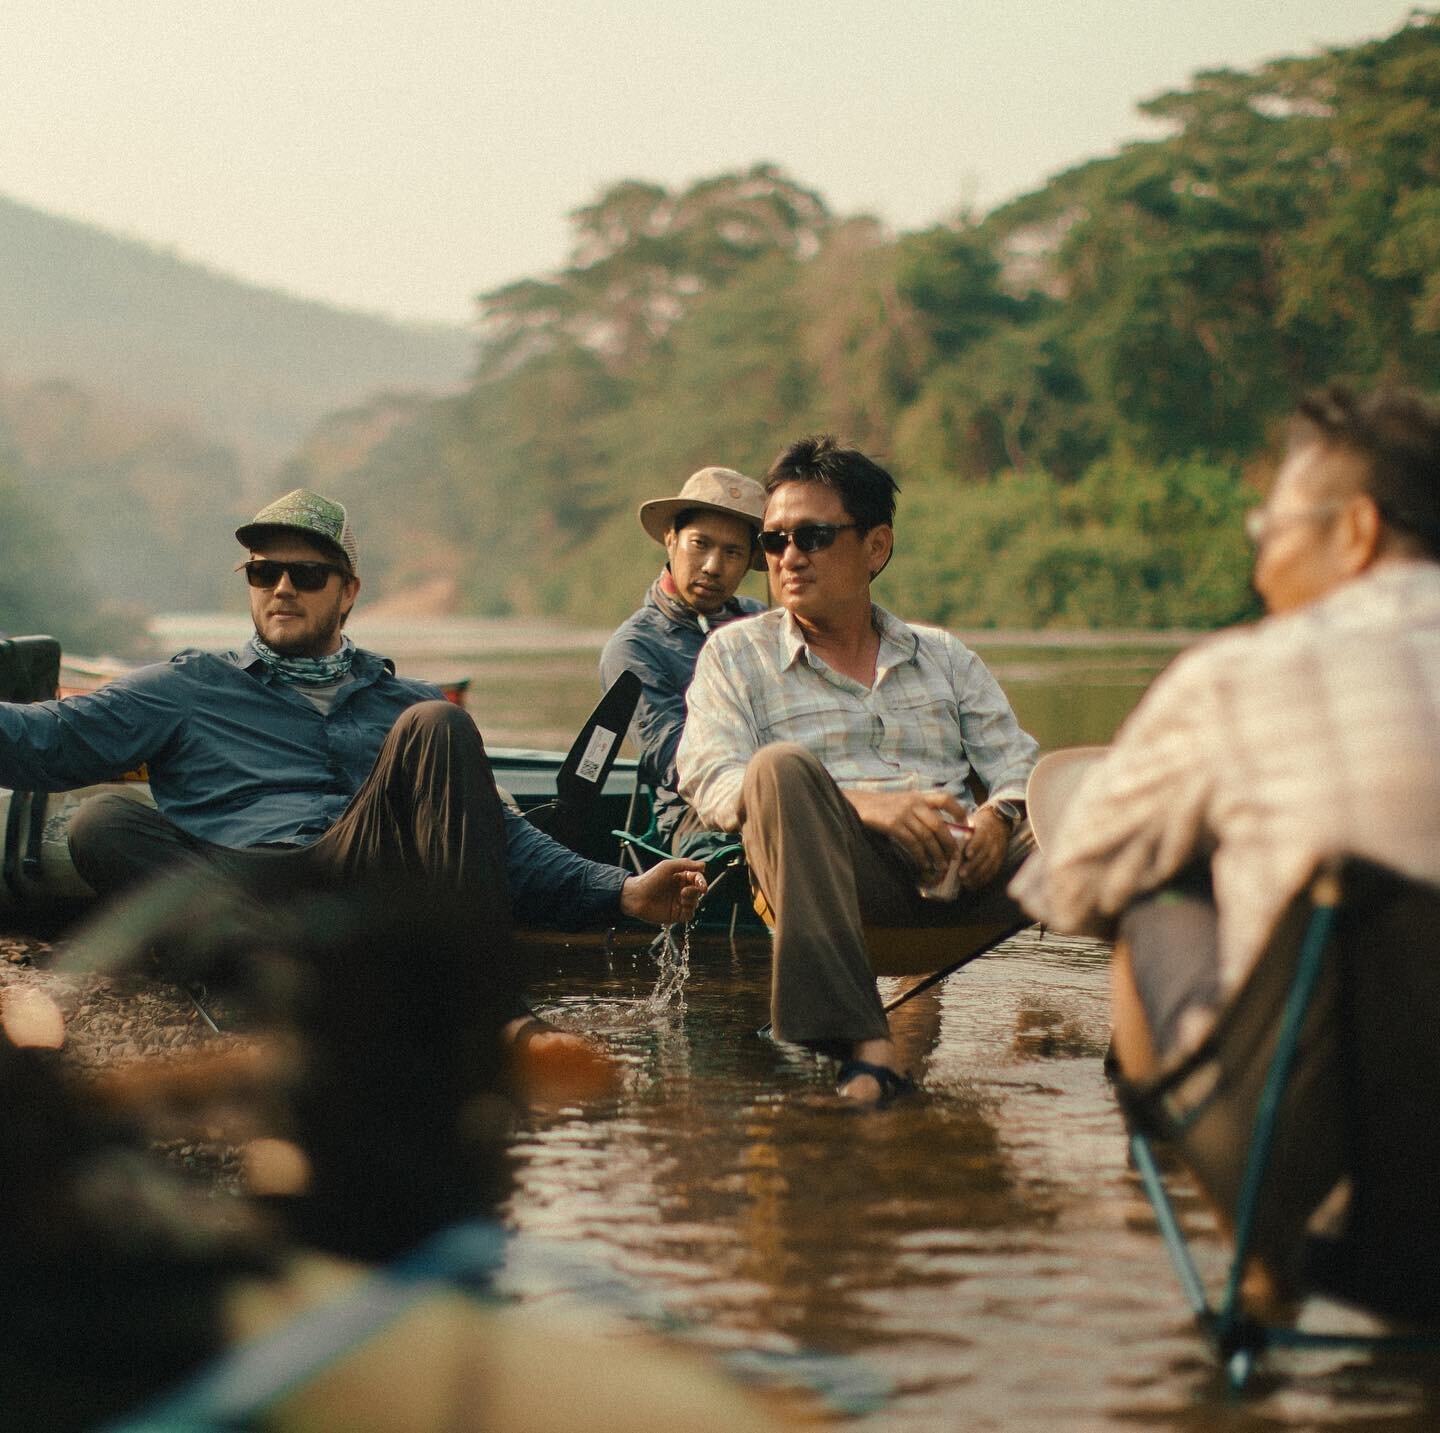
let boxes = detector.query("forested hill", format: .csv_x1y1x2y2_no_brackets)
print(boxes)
0,194,473,644
7,12,1438,655
280,14,1440,633
0,193,472,481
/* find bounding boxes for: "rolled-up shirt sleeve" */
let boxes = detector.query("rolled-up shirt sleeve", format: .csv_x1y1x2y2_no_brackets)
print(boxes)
946,638,1039,803
1010,649,1217,935
676,640,757,832
502,806,629,928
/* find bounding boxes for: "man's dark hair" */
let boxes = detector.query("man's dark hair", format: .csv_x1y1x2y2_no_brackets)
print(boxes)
1291,384,1440,560
764,435,900,532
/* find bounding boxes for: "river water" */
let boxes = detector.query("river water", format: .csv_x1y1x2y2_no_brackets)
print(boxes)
152,615,1438,1429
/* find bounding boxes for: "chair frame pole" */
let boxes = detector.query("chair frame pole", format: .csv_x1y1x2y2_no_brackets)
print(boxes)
1217,885,1339,1349
1127,865,1440,1390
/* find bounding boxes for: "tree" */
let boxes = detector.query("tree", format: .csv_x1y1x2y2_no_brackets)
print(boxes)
477,164,831,374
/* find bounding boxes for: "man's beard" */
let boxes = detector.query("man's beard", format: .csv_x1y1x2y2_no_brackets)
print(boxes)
254,607,344,657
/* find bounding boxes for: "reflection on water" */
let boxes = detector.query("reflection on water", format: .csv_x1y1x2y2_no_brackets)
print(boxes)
514,931,1438,1430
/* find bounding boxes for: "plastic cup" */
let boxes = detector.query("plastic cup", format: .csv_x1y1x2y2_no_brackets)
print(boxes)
917,821,971,901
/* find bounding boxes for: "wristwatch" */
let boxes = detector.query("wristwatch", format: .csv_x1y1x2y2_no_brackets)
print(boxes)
982,800,1023,832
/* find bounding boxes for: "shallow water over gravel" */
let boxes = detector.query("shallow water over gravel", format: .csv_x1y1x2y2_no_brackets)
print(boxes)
510,928,1439,1430
115,622,1440,1423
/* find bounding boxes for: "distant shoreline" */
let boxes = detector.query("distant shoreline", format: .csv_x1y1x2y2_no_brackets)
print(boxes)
149,612,1200,660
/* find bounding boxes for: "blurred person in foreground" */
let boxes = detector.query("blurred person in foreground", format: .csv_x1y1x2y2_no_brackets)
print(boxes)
1012,383,1440,1087
0,880,800,1433
0,489,704,1061
601,467,767,856
678,437,1039,1106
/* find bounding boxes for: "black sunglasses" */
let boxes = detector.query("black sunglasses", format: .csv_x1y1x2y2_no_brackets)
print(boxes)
756,523,859,556
238,559,350,592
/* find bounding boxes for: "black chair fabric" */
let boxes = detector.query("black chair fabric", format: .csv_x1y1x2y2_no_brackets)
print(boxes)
0,636,61,705
1310,861,1440,1318
1121,855,1440,1317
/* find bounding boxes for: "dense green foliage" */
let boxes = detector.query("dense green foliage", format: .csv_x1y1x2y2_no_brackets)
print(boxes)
887,458,1257,630
295,19,1440,629
15,14,1440,635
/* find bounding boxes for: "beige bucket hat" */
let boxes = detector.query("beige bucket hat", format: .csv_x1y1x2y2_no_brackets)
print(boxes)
638,467,767,571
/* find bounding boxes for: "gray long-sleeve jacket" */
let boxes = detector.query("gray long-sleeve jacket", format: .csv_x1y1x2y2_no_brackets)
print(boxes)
599,577,764,844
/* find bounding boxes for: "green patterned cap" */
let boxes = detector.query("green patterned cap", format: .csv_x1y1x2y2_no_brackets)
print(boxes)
236,489,358,572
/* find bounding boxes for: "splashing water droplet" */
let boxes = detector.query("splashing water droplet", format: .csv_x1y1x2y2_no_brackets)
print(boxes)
537,921,693,1032
640,921,691,1016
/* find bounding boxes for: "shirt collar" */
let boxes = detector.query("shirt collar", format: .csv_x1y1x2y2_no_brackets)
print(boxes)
650,567,755,632
778,603,920,672
872,604,920,671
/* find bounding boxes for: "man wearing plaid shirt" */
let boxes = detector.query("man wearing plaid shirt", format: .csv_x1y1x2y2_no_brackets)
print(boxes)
1012,385,1440,1081
678,436,1039,1105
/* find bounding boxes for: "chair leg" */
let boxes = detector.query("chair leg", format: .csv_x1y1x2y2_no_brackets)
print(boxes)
1132,1130,1270,1391
1128,882,1343,1391
1220,899,1338,1320
1130,1132,1213,1319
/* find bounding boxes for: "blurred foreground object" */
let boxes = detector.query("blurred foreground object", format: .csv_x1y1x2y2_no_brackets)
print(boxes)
6,874,809,1431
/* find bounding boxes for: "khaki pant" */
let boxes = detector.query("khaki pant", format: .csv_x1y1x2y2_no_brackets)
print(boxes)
739,743,1033,1052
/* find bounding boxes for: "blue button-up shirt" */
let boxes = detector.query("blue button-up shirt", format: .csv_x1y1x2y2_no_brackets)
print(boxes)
0,640,627,926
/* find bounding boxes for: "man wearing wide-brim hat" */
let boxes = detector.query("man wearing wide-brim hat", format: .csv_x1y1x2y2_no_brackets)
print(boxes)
601,466,767,854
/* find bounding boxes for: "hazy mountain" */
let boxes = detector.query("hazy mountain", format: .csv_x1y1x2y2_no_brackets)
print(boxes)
0,192,474,491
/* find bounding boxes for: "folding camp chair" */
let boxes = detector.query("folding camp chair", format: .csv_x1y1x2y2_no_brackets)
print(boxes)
612,789,752,935
0,634,61,705
0,636,61,898
1118,855,1440,1390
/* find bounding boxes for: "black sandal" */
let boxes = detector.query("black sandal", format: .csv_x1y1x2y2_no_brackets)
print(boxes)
836,1058,918,1108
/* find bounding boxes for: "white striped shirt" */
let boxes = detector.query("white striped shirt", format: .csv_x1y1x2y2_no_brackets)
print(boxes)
1012,561,1440,992
677,604,1038,832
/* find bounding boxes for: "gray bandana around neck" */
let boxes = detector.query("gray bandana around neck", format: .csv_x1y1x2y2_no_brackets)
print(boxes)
252,634,356,686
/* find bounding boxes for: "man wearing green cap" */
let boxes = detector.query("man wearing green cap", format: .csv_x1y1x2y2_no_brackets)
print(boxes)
0,489,705,975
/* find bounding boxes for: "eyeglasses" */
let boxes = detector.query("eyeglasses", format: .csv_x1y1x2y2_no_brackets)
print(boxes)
1242,502,1341,547
756,523,859,556
238,559,350,591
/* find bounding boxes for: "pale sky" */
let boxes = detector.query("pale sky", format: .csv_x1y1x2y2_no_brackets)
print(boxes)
2,1,1425,327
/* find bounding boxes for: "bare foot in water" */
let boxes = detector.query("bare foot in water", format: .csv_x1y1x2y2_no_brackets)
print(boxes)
504,1017,620,1104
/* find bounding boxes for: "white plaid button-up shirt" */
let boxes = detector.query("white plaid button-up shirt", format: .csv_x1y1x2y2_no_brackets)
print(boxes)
1012,561,1440,993
677,604,1039,832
